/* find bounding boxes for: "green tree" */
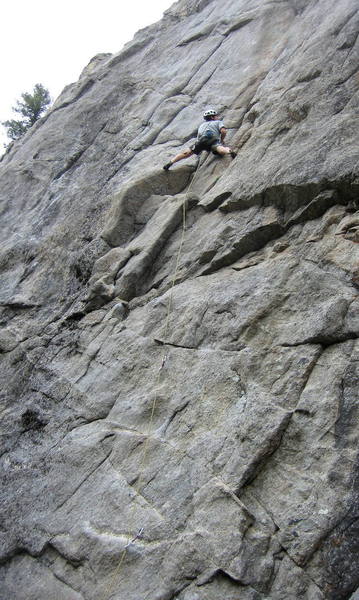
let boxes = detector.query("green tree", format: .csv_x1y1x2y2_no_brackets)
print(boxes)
2,83,51,144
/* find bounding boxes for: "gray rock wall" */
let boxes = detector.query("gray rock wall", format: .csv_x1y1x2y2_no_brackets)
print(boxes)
0,0,358,598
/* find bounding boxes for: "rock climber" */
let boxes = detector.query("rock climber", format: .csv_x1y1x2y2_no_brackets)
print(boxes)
163,108,236,170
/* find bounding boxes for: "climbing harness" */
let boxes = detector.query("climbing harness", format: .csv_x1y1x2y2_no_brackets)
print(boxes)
200,130,219,144
193,131,220,154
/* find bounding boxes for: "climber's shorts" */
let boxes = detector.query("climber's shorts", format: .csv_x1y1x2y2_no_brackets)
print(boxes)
191,140,221,155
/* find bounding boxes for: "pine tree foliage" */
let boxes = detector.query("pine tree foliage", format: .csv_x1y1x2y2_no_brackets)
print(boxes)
2,84,51,144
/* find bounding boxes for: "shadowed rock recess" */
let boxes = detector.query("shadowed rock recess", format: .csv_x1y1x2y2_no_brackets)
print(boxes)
1,0,358,598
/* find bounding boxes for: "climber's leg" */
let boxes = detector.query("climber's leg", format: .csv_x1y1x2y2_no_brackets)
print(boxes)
163,148,194,170
212,144,236,158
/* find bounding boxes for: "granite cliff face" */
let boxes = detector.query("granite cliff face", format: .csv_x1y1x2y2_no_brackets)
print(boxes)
0,1,358,599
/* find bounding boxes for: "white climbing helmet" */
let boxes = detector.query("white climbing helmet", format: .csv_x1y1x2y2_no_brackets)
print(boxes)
203,108,218,118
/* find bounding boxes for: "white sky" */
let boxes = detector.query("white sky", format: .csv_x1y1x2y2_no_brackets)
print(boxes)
0,0,174,149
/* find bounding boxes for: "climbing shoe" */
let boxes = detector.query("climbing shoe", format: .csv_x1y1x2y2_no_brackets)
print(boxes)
163,162,172,171
230,151,237,159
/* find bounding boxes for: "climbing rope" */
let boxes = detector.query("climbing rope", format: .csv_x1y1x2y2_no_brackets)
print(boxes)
104,159,202,600
131,158,203,494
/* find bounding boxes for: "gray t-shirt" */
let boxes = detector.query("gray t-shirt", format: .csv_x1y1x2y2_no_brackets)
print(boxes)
197,119,225,144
